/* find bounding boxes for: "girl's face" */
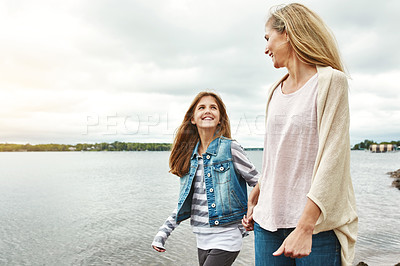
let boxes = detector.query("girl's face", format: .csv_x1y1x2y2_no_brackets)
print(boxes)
191,96,221,131
264,23,290,69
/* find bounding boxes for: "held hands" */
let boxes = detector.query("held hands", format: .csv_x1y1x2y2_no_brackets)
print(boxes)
242,183,260,231
152,245,166,252
242,204,256,231
273,227,312,258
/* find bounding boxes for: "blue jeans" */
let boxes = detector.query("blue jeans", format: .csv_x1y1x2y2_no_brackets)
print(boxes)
254,222,341,266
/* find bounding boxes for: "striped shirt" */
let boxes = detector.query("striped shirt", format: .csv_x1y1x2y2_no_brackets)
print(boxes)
152,140,259,250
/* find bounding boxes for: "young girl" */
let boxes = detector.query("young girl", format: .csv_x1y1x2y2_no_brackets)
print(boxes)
152,91,259,266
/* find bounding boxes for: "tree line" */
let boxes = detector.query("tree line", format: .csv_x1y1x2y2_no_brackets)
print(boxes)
351,139,400,150
2,139,399,152
0,141,172,152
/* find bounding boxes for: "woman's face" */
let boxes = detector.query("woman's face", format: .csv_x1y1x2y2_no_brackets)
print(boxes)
191,96,221,131
264,23,290,69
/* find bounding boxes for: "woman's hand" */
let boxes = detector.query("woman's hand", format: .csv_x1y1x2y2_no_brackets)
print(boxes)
273,227,312,258
273,198,321,258
152,245,166,252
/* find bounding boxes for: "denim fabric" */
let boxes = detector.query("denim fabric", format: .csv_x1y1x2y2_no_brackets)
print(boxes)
254,223,341,266
176,136,248,226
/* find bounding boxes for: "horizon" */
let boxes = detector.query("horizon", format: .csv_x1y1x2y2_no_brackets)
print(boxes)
2,138,399,148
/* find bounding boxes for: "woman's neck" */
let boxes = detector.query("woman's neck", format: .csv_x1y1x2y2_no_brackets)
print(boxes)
283,59,317,94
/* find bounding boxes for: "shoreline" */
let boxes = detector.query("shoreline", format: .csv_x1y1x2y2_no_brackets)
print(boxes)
387,169,400,190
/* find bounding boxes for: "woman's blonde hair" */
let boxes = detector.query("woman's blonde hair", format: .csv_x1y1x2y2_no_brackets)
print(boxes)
169,91,231,177
267,3,345,72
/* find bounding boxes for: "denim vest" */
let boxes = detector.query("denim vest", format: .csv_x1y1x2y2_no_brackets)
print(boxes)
176,136,248,226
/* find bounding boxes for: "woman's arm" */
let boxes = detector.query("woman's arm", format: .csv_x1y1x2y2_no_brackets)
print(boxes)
273,198,321,258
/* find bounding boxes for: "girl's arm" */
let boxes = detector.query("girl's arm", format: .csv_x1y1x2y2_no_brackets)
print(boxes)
152,208,179,252
231,141,260,187
242,183,260,231
231,140,261,231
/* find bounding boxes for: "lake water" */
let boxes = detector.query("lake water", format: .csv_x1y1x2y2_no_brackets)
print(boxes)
0,151,399,265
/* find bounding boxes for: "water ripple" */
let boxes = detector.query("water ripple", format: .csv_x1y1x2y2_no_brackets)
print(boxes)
0,151,399,265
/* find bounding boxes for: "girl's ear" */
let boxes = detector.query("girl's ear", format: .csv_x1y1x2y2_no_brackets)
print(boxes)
191,118,196,125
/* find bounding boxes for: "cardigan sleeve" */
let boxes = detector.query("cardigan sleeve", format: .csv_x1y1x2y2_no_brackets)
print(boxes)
307,68,358,265
308,69,357,229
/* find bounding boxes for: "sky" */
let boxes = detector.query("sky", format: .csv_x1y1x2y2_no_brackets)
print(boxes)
0,0,399,148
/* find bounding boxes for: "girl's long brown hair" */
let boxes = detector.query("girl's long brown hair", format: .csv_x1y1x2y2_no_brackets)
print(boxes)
169,91,231,177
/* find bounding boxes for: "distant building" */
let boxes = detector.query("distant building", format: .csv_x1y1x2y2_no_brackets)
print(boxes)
369,144,398,153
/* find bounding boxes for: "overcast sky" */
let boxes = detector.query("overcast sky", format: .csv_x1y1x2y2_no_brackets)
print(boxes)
0,0,399,147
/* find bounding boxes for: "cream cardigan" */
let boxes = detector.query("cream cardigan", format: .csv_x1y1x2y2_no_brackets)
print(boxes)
260,66,358,265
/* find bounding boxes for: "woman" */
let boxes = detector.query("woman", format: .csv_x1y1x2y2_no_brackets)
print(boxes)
152,91,259,266
242,3,358,266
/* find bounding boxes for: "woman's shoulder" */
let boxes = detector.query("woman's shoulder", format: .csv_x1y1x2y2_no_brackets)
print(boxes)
331,68,348,82
318,66,347,83
330,69,348,92
317,66,348,95
317,66,349,102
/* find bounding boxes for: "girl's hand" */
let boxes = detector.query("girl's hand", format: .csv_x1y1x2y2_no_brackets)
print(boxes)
242,214,255,231
152,245,166,252
242,183,259,231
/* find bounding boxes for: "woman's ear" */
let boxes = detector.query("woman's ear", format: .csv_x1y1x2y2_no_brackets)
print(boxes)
191,118,196,125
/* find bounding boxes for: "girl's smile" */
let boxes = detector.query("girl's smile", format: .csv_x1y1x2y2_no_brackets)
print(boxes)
191,96,221,130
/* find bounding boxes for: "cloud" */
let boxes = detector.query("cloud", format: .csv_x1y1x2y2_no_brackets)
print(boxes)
0,0,399,146
319,0,400,73
349,71,400,144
